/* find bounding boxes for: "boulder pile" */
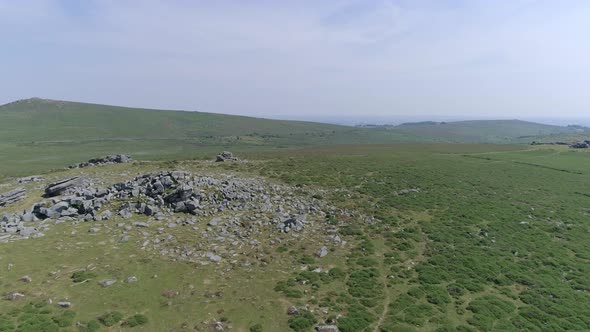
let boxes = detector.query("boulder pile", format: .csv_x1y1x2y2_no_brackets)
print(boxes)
1,171,353,248
69,154,132,169
216,151,239,162
570,141,590,149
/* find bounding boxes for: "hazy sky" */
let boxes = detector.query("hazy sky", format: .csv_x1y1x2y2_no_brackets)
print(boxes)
1,0,589,120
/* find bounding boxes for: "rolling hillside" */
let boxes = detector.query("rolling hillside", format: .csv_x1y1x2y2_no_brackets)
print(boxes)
391,120,583,143
0,97,587,176
0,98,358,143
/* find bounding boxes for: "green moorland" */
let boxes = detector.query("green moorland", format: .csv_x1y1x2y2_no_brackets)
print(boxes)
392,120,584,144
2,98,588,177
2,144,590,331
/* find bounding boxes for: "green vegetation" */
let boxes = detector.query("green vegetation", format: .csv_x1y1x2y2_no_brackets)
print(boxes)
288,311,316,332
98,311,123,327
70,270,97,283
1,98,588,177
3,117,590,331
393,119,581,143
250,323,263,332
242,144,590,330
125,314,148,327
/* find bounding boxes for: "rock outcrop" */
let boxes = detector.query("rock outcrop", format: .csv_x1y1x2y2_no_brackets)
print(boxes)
44,177,85,197
1,169,368,268
69,154,132,169
0,188,26,206
215,151,239,162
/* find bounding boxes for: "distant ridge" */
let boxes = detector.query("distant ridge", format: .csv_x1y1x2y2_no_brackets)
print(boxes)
1,97,589,176
0,98,354,143
0,97,583,145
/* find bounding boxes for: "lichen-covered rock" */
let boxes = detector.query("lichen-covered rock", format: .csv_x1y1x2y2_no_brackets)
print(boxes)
0,187,26,206
44,177,84,197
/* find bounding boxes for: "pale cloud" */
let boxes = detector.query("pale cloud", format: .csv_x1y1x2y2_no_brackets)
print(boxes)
1,0,590,120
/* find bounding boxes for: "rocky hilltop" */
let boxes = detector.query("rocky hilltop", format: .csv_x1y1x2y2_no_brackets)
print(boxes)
1,166,365,266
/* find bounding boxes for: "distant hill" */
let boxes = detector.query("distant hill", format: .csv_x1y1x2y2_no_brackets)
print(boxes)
0,98,587,176
0,98,357,144
2,98,580,145
391,119,583,143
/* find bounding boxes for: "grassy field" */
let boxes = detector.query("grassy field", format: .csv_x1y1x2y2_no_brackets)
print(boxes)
392,120,582,144
3,144,590,331
2,98,590,179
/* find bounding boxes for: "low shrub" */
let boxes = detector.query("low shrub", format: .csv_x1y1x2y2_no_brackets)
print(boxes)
125,314,148,327
98,311,123,327
71,270,97,283
288,311,316,332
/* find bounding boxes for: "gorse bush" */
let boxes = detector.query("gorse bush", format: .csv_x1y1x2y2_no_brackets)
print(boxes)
288,311,315,332
98,311,123,327
71,270,97,283
125,314,148,327
51,310,75,327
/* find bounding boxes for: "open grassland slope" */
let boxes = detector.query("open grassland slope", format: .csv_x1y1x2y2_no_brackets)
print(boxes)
2,145,590,331
392,120,581,143
2,98,589,177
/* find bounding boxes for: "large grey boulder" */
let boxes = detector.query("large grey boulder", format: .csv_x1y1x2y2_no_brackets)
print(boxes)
119,208,132,219
43,201,70,219
44,177,83,197
164,185,193,203
21,212,37,222
19,227,38,237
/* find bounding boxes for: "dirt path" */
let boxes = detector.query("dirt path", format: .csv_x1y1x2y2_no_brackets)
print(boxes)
373,238,391,332
373,282,391,332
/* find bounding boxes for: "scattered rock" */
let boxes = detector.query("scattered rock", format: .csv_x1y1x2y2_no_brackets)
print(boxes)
208,217,221,226
119,208,132,219
6,292,25,301
396,188,421,195
315,325,339,332
19,276,32,283
287,306,300,315
58,301,71,308
125,276,138,283
98,210,112,220
206,252,222,263
99,280,116,287
212,321,225,331
316,246,328,258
